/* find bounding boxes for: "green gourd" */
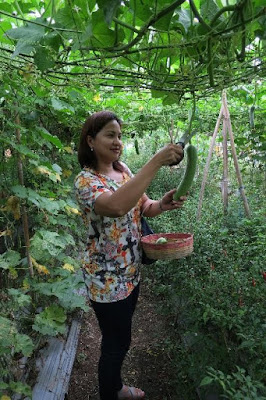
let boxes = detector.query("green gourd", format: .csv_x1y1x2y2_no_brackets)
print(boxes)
156,237,167,244
134,139,139,155
173,144,198,200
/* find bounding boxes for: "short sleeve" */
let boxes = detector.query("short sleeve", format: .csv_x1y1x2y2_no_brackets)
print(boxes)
120,162,134,178
74,172,110,212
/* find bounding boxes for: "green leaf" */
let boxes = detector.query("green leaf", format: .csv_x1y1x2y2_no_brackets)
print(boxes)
151,89,167,99
128,0,153,23
12,143,39,159
153,8,175,30
0,3,13,12
176,9,192,33
8,381,31,396
0,250,21,270
0,20,12,44
11,185,64,214
37,127,63,149
32,278,88,311
92,22,116,47
51,98,75,113
58,291,88,311
200,0,219,22
5,23,45,41
0,316,34,356
55,5,79,29
11,185,28,199
12,39,35,56
32,304,67,336
43,31,63,52
14,333,34,356
34,46,56,72
30,229,73,260
97,0,122,25
8,288,32,308
200,376,214,386
162,93,182,106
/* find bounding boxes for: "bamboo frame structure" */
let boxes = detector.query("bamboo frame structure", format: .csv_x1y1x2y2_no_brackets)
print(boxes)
197,90,251,220
222,116,229,214
15,112,34,277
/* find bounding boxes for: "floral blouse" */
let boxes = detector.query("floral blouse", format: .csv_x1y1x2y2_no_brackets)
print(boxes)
74,164,142,303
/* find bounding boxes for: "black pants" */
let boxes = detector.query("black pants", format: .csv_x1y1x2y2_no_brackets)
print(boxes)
91,284,140,400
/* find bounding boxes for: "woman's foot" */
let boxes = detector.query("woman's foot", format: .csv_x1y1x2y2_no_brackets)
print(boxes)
117,384,145,399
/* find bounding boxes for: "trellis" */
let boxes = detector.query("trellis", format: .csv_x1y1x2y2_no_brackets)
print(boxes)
197,90,251,220
0,0,265,99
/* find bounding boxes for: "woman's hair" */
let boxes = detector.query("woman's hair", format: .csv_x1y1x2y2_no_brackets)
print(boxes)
78,110,124,171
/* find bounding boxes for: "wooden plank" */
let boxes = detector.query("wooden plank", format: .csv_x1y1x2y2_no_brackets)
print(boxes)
32,313,83,400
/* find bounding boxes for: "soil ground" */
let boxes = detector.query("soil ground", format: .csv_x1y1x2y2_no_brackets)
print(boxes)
67,284,181,400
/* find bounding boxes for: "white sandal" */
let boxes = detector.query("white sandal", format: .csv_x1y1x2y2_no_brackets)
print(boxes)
117,385,145,399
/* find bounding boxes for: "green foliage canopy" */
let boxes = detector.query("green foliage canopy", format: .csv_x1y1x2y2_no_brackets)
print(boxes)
0,0,265,102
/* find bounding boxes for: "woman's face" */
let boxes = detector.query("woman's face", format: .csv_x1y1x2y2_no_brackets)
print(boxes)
87,120,122,164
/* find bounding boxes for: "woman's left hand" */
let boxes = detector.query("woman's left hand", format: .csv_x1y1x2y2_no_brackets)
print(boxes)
160,189,187,211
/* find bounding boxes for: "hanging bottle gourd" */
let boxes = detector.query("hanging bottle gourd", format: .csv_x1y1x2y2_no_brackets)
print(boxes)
173,144,198,200
134,139,140,155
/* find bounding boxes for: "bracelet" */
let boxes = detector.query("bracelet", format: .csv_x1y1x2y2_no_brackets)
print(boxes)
159,200,164,212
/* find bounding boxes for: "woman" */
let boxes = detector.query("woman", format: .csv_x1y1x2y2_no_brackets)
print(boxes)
74,110,186,400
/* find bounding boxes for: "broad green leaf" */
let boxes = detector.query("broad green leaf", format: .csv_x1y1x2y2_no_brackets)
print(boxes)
200,376,214,386
200,0,219,22
43,31,63,52
8,381,31,396
11,186,64,213
153,8,175,30
11,185,28,199
5,23,45,41
58,291,88,311
73,23,92,49
30,229,73,260
37,127,63,149
32,304,66,336
163,93,182,106
8,289,32,308
151,89,167,99
34,46,56,72
32,279,88,311
0,21,12,44
55,5,80,28
14,333,34,356
92,22,116,47
52,163,62,174
12,39,35,57
88,0,97,11
97,0,122,26
0,316,34,356
51,98,75,113
0,2,13,12
176,9,192,33
0,250,21,270
12,143,39,159
128,0,153,23
254,0,266,5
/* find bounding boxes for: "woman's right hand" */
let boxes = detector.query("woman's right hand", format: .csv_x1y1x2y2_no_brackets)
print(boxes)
154,143,184,167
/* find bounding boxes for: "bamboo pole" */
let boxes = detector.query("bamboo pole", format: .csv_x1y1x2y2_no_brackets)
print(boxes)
222,92,251,218
197,104,224,220
15,112,34,277
222,117,229,214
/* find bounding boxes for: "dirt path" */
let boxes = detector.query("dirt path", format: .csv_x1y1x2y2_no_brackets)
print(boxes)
67,285,180,400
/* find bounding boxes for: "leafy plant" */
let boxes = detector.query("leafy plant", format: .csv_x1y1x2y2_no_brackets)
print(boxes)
200,366,266,399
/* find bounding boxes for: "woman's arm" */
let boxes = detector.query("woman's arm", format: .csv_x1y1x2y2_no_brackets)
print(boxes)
94,144,184,217
142,190,187,217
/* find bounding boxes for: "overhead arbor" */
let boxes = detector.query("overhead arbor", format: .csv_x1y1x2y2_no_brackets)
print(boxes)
0,0,265,103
